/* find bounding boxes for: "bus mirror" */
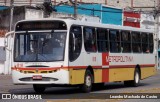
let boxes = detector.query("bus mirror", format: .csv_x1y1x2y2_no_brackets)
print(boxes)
72,33,76,51
3,39,7,51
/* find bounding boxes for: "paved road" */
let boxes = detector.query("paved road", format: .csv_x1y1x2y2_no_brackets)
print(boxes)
0,70,160,102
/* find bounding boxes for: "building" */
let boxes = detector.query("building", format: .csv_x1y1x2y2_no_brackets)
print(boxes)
55,4,123,25
0,38,5,74
0,0,156,9
0,6,44,74
0,5,8,10
123,11,140,28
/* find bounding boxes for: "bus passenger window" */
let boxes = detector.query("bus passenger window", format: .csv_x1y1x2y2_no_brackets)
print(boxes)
149,34,154,53
69,26,82,62
84,27,97,52
97,28,108,52
132,32,141,53
141,33,149,53
109,30,120,53
121,31,131,53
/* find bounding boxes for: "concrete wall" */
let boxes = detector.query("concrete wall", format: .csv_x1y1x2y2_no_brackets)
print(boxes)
123,11,140,28
141,13,160,38
55,4,122,25
0,0,155,10
102,5,122,25
0,38,5,74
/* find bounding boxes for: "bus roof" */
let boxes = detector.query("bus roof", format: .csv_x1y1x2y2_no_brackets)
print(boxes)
16,18,153,33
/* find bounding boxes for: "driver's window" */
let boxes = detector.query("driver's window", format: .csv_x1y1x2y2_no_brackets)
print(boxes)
69,25,82,62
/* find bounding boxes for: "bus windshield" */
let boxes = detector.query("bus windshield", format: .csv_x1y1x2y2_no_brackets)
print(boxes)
14,31,66,62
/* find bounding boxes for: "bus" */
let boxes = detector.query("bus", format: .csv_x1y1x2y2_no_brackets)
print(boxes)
10,18,156,93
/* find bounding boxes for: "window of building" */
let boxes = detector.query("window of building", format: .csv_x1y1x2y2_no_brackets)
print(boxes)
109,30,120,52
97,28,108,52
84,27,97,52
69,25,82,62
121,31,131,52
132,32,141,53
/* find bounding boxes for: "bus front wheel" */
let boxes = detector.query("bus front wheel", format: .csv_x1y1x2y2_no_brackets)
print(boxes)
124,68,140,87
81,70,93,93
33,84,46,93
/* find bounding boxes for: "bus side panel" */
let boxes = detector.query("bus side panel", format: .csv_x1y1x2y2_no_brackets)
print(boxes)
69,69,104,84
69,69,85,85
109,68,135,82
141,67,156,79
94,69,102,83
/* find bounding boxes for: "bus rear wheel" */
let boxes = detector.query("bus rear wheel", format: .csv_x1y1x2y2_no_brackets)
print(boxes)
81,70,93,93
33,84,46,93
124,68,140,87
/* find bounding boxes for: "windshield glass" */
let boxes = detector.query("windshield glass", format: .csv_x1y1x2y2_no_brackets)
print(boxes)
14,31,66,62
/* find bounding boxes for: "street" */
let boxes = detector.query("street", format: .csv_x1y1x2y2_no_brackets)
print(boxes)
0,70,160,102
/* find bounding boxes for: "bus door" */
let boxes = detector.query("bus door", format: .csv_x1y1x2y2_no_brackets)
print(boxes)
83,27,98,67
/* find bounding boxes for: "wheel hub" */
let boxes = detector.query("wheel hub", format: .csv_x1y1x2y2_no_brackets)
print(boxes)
86,75,91,87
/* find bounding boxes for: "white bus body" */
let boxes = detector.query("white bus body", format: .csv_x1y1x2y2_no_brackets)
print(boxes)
10,18,156,93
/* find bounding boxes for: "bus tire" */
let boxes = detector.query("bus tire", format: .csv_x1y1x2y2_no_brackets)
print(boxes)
33,84,46,93
124,68,140,87
81,70,93,93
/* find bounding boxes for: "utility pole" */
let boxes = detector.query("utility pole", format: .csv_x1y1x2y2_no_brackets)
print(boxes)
10,0,14,31
154,0,160,69
131,0,133,8
30,0,32,6
74,0,77,19
105,0,107,5
69,0,77,19
4,0,7,6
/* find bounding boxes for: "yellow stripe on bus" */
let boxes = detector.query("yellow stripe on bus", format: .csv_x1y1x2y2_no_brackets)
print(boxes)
141,67,156,79
109,68,135,82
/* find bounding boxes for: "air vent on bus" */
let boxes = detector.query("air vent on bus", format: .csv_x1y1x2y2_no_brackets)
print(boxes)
19,77,58,81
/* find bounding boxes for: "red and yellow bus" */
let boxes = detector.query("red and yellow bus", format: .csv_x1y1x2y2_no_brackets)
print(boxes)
10,18,156,93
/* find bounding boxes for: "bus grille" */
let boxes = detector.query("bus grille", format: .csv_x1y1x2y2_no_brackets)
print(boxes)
19,70,57,74
19,77,58,81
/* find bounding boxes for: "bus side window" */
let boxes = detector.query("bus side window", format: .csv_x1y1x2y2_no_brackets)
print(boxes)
141,33,149,53
109,30,120,53
149,34,154,53
84,27,97,52
132,32,141,53
69,26,82,62
121,31,131,53
97,28,108,52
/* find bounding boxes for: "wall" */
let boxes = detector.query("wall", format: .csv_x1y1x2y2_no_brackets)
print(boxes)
102,5,122,25
55,4,122,25
0,6,8,10
123,11,140,28
55,4,101,18
141,13,160,38
0,38,5,74
25,8,43,19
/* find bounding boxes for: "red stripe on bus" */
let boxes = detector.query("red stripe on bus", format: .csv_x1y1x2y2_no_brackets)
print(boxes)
11,67,61,71
102,69,109,82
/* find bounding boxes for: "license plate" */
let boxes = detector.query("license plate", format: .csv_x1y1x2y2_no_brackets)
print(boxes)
32,75,42,80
